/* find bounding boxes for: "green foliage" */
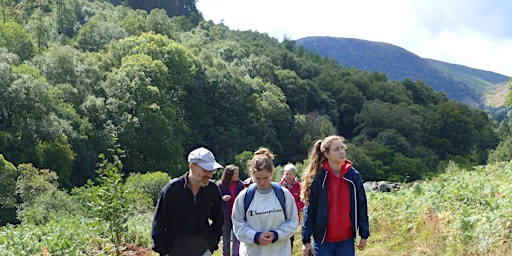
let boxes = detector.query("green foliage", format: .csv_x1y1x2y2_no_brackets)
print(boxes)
0,0,504,188
0,154,17,208
121,9,147,36
125,171,170,206
21,188,77,225
234,151,253,180
487,137,512,162
90,141,129,256
52,0,78,39
15,163,59,222
0,21,35,60
0,2,510,254
0,217,96,255
146,8,174,38
0,155,17,225
26,6,54,50
75,15,127,52
124,212,153,247
366,161,512,255
35,134,75,187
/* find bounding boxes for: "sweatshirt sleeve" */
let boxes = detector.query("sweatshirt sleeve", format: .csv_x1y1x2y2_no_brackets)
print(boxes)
232,189,259,245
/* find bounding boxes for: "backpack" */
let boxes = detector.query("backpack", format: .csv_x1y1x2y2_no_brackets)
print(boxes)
243,182,286,221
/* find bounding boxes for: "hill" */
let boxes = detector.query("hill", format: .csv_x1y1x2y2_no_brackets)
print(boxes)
295,36,510,108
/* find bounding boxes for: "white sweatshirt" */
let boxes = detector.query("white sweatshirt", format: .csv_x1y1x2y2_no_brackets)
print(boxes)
232,186,299,256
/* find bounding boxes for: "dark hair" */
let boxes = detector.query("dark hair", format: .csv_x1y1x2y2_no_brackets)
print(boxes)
220,164,238,186
249,147,275,176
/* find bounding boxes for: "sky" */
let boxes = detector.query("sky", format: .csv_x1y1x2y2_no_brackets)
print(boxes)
197,0,512,77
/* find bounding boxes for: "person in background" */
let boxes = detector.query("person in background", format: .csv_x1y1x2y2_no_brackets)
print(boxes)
278,163,305,250
243,176,254,188
301,135,370,256
151,147,224,256
232,147,299,256
218,164,245,256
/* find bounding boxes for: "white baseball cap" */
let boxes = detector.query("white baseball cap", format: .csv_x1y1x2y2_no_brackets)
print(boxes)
188,147,223,171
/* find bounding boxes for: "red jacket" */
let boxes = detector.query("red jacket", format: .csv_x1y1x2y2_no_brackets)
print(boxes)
279,177,305,220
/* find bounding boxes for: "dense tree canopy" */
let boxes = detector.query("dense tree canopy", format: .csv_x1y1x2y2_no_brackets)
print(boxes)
0,0,506,197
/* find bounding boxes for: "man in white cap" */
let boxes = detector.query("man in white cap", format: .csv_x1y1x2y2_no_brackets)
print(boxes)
152,147,225,256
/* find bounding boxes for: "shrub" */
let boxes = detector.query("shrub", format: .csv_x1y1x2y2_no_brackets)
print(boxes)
15,164,59,222
21,188,77,225
125,171,170,206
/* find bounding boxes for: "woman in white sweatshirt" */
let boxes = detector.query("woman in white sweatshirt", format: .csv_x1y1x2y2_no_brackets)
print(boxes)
232,147,299,256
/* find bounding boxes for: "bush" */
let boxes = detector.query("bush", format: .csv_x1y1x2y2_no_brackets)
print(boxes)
125,171,170,206
21,188,77,225
15,164,59,222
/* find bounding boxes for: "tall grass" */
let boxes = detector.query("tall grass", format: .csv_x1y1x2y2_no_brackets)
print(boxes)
361,161,512,256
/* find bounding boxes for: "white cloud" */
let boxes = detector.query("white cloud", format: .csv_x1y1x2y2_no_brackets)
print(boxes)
197,0,512,76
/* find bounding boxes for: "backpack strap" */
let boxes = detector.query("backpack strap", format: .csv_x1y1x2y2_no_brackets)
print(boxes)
243,182,287,221
243,183,257,221
271,182,287,220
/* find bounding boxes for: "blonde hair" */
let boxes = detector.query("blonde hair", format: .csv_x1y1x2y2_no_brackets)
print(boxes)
249,147,275,176
301,135,346,204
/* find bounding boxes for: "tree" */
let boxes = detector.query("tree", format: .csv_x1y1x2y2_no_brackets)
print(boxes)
35,134,75,187
26,0,53,51
91,140,128,256
368,80,413,105
428,101,479,157
52,0,78,38
101,53,184,174
0,0,15,22
355,100,424,144
246,78,292,157
146,8,174,38
0,154,17,224
75,15,127,52
0,21,36,60
338,83,365,138
121,9,147,36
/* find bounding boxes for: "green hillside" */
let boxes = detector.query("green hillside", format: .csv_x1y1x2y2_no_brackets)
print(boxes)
296,36,510,108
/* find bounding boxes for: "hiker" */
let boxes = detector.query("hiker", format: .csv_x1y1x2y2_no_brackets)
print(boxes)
243,177,254,188
151,147,224,256
232,147,299,256
278,163,305,250
218,164,245,256
301,135,370,256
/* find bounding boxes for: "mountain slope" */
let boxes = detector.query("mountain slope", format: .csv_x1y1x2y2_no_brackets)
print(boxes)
295,36,510,108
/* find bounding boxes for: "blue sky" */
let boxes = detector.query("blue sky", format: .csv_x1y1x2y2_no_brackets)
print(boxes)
197,0,512,77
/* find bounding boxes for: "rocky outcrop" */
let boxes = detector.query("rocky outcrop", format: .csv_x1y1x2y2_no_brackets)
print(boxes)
363,181,401,192
364,180,425,192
